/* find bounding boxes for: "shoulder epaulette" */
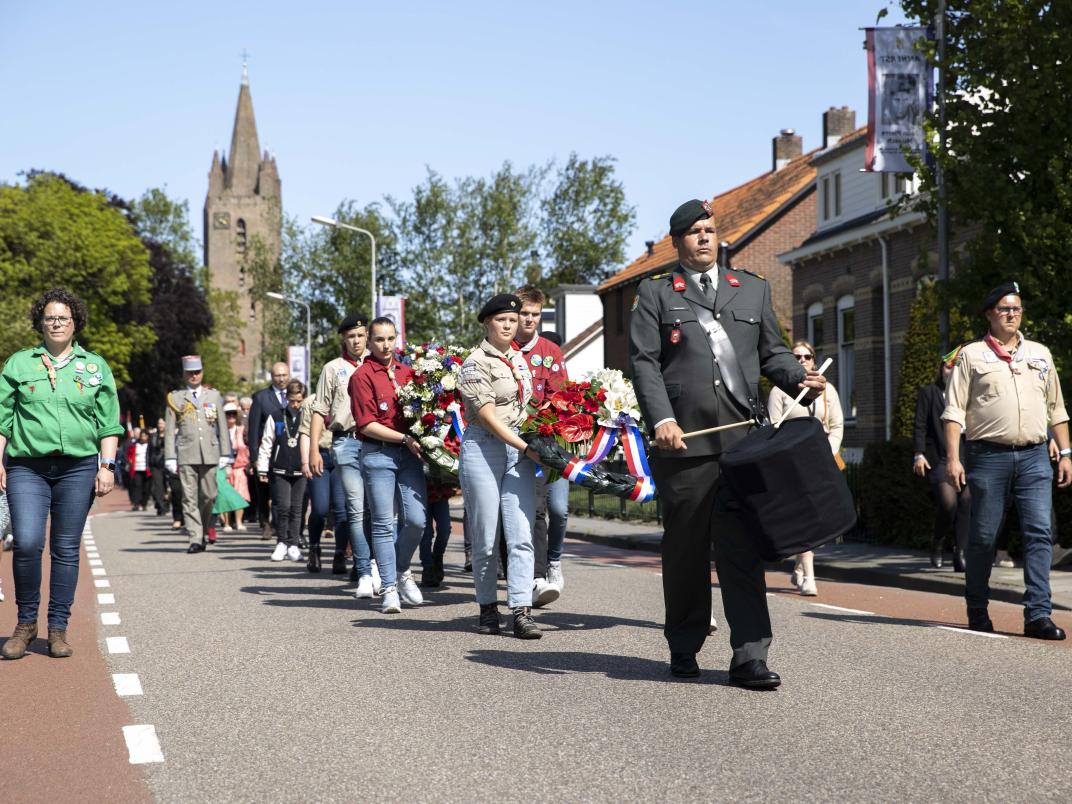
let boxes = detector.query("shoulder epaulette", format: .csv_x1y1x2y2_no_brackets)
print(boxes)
647,272,669,281
735,267,766,281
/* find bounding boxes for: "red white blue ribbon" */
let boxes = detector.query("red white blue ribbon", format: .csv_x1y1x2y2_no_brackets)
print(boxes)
620,422,657,502
562,425,619,483
449,407,467,441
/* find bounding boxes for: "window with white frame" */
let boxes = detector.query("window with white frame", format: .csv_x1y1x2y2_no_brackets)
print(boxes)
836,295,856,421
821,171,842,222
806,302,824,362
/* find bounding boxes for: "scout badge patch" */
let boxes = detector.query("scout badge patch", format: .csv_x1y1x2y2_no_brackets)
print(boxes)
531,354,542,367
1028,356,1050,383
543,356,553,369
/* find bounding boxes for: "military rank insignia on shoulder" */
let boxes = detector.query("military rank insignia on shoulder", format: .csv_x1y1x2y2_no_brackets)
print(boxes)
735,267,766,281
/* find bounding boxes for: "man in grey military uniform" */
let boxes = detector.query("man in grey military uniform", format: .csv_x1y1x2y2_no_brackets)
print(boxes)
164,355,233,553
630,199,825,687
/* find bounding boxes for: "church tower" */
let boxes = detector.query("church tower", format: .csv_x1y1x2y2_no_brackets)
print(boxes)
204,63,281,383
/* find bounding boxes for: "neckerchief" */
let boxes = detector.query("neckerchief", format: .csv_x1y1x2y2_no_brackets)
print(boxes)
381,358,401,393
341,348,361,367
40,349,75,390
984,333,1022,374
494,354,524,406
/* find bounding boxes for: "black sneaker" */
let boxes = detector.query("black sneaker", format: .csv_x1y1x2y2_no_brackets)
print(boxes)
511,607,541,640
420,566,440,588
306,547,322,573
331,556,347,575
478,603,501,635
967,607,994,632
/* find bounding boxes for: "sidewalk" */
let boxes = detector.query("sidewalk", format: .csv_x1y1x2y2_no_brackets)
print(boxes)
448,501,1072,612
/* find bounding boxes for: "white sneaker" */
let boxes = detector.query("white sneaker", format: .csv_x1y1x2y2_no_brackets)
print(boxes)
270,542,287,561
381,587,401,613
547,560,565,592
222,525,234,532
286,545,302,562
397,570,424,606
790,559,804,589
533,578,560,608
371,560,383,595
354,575,375,599
709,612,719,634
800,576,818,596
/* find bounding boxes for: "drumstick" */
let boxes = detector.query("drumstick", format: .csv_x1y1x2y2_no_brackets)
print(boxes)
680,419,753,440
773,357,833,429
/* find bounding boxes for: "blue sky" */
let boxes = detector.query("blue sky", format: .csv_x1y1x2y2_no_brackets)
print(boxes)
0,1,910,271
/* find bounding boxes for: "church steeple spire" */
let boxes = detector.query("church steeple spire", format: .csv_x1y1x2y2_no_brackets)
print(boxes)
225,64,261,194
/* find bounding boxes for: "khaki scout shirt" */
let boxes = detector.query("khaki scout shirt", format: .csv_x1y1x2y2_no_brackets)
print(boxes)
942,336,1068,446
299,394,333,450
459,339,532,429
311,356,360,432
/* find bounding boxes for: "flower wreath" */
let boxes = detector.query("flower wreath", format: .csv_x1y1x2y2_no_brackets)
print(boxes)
397,343,472,478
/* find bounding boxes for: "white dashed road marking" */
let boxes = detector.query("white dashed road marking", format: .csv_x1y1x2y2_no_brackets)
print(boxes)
98,593,115,605
932,625,1008,640
106,637,131,654
101,612,121,625
112,673,144,696
91,567,107,576
94,579,111,588
810,603,876,616
89,559,104,567
122,725,164,764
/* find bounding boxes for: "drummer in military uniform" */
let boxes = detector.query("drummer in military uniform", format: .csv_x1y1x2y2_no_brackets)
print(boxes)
943,282,1070,640
164,355,232,554
630,199,826,687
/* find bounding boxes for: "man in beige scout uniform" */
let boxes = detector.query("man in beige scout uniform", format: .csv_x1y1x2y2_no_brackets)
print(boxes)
309,313,374,589
165,355,232,553
943,282,1070,640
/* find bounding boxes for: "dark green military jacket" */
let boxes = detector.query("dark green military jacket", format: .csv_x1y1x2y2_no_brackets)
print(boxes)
629,264,803,458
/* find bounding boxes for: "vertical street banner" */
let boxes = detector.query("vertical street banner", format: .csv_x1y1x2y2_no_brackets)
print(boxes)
865,26,930,172
377,295,407,349
287,345,308,387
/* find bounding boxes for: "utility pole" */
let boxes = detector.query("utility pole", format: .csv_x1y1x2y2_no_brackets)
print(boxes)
936,0,950,353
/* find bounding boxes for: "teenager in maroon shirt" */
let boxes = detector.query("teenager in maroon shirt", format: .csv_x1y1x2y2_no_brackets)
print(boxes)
349,317,428,614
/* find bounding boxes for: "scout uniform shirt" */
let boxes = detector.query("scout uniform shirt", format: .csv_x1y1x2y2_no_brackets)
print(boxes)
164,385,231,466
349,358,415,439
299,394,333,451
311,355,361,433
0,343,124,457
459,339,533,428
516,333,568,406
942,336,1068,446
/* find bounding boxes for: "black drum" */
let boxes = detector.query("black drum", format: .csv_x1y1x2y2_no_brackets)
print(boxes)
718,417,856,561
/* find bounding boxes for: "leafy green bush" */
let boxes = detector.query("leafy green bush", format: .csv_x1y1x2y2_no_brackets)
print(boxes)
857,438,934,548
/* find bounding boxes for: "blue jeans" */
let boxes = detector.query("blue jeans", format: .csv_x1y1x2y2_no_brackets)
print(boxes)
533,474,569,577
307,446,352,558
360,442,427,586
333,435,371,576
8,456,98,629
419,498,452,567
964,441,1054,621
459,424,535,608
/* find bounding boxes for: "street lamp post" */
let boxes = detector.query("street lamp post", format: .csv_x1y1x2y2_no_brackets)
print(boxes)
311,215,377,316
266,291,311,386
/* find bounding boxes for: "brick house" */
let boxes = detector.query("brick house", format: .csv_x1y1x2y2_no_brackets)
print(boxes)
597,107,858,372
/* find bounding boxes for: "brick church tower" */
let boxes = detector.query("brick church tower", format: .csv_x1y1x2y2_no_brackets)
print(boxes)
203,63,281,383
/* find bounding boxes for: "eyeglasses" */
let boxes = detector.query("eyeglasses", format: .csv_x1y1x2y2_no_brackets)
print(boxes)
43,316,72,326
793,353,814,362
995,306,1023,316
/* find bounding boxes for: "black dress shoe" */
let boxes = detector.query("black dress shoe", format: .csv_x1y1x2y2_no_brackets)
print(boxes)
953,549,966,573
929,537,943,569
669,652,700,678
187,543,205,554
1024,616,1066,641
967,607,994,632
331,556,347,575
729,659,781,689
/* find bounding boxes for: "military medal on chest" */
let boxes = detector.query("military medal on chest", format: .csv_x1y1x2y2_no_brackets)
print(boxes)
671,318,682,345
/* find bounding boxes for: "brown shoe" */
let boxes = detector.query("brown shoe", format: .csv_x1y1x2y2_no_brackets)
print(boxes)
2,622,38,660
48,629,74,658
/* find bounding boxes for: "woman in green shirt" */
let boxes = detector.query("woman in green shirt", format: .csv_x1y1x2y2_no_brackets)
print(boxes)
0,288,124,660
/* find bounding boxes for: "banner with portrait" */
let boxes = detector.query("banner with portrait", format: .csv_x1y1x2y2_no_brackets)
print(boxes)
377,295,407,349
865,26,930,173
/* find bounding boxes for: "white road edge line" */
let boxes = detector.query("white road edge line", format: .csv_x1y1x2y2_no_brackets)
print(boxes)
106,636,130,654
98,593,115,604
113,673,143,696
122,725,164,764
810,603,876,616
932,625,1008,640
101,612,121,625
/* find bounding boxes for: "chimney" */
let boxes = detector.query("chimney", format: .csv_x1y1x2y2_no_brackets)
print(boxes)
645,240,655,257
822,106,856,148
772,129,803,171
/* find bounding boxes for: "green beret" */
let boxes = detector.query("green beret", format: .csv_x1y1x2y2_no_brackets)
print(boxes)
669,199,714,236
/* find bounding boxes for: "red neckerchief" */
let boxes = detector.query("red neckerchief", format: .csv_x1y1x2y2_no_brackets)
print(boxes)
984,333,1021,374
341,348,360,367
494,354,524,406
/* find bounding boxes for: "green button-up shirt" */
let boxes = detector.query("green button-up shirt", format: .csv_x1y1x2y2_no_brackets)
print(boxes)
0,343,124,458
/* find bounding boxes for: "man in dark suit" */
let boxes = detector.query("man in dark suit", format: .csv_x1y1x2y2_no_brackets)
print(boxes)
246,362,290,538
630,199,825,688
148,417,168,515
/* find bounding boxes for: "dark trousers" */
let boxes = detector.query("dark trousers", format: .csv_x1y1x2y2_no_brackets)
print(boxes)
270,474,307,548
929,460,971,554
419,498,452,567
168,471,184,523
150,467,166,513
130,471,150,508
651,453,772,668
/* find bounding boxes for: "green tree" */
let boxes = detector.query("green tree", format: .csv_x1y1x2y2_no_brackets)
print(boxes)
0,172,154,382
538,153,636,286
898,0,1072,369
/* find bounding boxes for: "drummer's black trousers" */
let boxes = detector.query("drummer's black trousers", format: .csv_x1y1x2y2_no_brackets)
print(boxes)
651,453,772,667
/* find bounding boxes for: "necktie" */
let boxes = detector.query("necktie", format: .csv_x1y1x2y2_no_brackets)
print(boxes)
699,273,715,305
278,390,285,407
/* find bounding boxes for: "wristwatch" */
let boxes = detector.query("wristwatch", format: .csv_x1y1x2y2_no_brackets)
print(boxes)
100,458,117,471
401,434,411,447
1059,448,1072,458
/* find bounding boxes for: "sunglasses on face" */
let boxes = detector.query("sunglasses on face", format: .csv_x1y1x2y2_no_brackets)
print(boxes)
793,353,814,362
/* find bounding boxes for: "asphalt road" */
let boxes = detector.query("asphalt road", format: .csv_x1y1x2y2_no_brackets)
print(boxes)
83,511,1071,803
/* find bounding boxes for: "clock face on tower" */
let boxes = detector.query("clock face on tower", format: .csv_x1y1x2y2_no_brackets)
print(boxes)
213,212,231,229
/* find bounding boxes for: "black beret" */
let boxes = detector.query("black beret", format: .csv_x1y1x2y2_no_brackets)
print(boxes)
980,282,1021,315
338,313,369,333
478,293,522,323
669,198,715,237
